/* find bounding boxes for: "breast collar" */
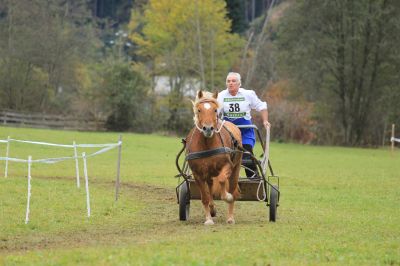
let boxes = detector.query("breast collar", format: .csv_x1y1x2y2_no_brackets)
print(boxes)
185,123,240,161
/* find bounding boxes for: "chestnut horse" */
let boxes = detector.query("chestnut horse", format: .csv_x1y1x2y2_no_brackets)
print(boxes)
186,90,242,225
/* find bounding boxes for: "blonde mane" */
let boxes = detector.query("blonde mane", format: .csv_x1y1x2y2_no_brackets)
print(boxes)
192,91,219,125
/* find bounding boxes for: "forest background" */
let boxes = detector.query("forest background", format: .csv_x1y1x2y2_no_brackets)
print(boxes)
0,0,399,146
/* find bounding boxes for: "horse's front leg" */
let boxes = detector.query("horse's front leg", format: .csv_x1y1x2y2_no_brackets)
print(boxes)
207,179,217,217
216,165,236,224
216,165,233,203
195,178,214,225
227,202,235,224
227,161,241,224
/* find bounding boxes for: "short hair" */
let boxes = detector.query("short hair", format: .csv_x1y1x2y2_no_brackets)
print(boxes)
226,72,241,85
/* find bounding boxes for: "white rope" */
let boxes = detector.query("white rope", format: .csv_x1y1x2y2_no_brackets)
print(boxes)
391,137,400,143
214,120,226,133
32,156,79,164
195,122,203,133
0,137,122,223
9,139,74,148
0,157,27,163
261,127,270,175
25,156,32,224
82,152,91,218
195,120,226,134
256,179,267,201
75,143,120,148
85,143,121,158
0,140,121,164
257,127,271,201
5,138,119,148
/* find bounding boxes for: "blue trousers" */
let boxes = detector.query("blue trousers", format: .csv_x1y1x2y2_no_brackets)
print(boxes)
223,117,255,147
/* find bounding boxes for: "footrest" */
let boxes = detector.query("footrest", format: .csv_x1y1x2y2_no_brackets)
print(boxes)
241,159,260,167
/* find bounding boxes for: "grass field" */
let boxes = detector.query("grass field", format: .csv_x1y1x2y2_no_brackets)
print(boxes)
0,126,399,265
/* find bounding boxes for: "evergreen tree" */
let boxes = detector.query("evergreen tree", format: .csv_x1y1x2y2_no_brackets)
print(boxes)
226,0,248,33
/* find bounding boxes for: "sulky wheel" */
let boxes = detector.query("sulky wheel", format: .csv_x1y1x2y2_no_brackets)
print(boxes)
179,182,190,221
269,185,279,222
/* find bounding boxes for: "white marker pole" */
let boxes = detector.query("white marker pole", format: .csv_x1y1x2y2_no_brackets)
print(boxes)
82,152,90,217
25,156,32,224
5,136,10,178
261,127,270,174
115,135,122,201
73,141,80,188
391,124,395,155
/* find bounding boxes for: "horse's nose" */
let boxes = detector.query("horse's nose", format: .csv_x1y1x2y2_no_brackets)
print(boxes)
202,125,214,137
203,125,213,132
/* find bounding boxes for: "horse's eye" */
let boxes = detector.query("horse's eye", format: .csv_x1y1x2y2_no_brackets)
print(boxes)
214,109,217,112
198,109,201,112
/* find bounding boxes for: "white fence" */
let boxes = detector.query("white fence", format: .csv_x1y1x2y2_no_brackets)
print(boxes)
1,136,122,223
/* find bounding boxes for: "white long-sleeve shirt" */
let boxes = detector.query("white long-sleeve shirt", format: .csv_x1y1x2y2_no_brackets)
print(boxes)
217,88,267,120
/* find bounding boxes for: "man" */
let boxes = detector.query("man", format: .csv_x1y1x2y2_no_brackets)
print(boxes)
217,72,270,178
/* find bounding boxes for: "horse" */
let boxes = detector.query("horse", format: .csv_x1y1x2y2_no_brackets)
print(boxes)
185,90,242,225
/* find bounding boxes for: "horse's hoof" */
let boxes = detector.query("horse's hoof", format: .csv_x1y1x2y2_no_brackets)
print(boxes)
204,219,214,225
225,193,233,203
227,218,235,224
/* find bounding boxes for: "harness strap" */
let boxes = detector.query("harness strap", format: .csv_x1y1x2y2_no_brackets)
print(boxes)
186,147,234,161
222,124,242,150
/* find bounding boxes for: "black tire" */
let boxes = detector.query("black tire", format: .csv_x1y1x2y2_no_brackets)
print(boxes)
179,182,190,221
269,185,278,222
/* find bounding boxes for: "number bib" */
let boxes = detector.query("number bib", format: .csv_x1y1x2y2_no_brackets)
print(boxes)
223,97,248,119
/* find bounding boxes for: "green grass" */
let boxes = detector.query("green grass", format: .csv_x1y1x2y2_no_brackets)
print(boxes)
0,126,399,265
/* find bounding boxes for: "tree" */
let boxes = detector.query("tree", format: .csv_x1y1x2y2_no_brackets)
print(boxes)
99,61,151,131
225,0,248,33
0,0,99,113
129,0,244,131
277,0,400,145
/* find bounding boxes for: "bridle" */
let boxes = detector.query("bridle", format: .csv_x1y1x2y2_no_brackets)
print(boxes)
187,106,242,161
195,119,226,134
194,100,225,134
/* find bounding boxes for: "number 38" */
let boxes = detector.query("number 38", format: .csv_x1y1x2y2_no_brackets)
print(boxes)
229,103,240,112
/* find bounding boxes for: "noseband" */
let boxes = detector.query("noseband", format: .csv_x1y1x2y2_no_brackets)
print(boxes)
195,119,225,134
195,100,225,134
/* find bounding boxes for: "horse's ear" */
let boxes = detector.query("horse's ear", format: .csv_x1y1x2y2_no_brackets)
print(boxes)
212,91,218,99
197,90,203,99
